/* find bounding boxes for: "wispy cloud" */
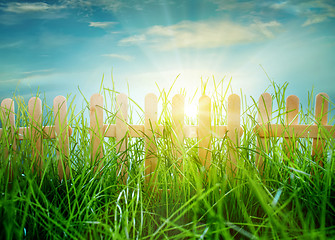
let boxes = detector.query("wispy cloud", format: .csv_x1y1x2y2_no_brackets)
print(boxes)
89,21,118,29
210,0,253,11
301,0,335,26
0,41,22,49
119,34,146,45
22,69,54,75
302,15,328,26
102,54,134,61
211,0,335,27
120,20,281,50
269,0,335,26
0,69,56,89
62,0,123,12
0,2,66,13
0,2,68,23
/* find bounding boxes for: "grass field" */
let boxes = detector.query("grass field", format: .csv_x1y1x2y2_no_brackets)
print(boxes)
1,79,335,239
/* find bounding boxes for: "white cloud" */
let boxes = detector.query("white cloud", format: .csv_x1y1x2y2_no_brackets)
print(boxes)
302,15,328,26
102,54,134,61
120,20,282,50
89,21,118,28
301,0,335,26
62,0,122,12
270,1,288,10
212,0,335,27
269,0,335,26
119,34,146,45
210,0,253,11
22,69,54,75
1,2,66,13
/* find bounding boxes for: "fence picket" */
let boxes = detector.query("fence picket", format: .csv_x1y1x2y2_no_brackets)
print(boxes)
227,94,241,177
145,93,158,183
198,95,211,170
53,96,70,180
28,97,43,174
256,93,272,174
90,93,104,171
284,95,299,160
312,93,329,167
116,93,128,182
1,98,15,180
172,94,185,171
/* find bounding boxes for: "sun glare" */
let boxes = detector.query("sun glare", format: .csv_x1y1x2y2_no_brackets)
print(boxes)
185,103,198,120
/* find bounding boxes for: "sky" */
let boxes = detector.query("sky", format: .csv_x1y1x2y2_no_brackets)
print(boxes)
0,0,335,118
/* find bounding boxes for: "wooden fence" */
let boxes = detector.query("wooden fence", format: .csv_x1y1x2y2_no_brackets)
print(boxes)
255,92,334,174
0,92,333,182
0,96,72,180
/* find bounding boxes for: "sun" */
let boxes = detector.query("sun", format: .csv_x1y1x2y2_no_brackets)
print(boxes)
184,102,198,120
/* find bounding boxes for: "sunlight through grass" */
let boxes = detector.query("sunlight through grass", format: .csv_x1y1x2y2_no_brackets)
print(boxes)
0,77,334,239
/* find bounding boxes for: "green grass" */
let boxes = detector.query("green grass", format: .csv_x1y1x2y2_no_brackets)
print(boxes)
1,78,335,239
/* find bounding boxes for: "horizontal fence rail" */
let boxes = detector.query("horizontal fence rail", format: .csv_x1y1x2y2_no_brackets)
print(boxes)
0,92,333,183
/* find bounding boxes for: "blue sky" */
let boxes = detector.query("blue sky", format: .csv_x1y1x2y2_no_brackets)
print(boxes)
0,0,334,114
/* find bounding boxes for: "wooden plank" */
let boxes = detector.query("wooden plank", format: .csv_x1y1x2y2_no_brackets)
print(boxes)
104,124,164,138
227,94,241,177
184,125,198,138
116,93,128,182
105,124,144,138
102,124,240,139
90,93,104,171
214,125,227,139
312,93,329,167
198,95,211,170
172,94,185,171
1,98,15,181
1,98,16,154
255,93,272,175
255,124,335,138
53,95,70,180
28,97,43,174
144,93,158,183
284,95,299,160
16,126,72,140
286,95,299,125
